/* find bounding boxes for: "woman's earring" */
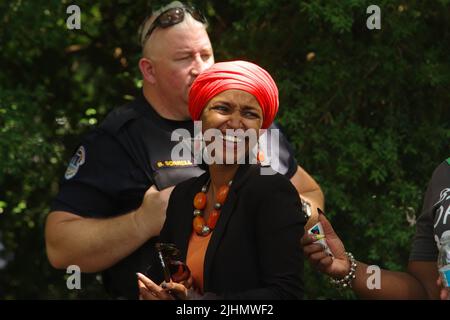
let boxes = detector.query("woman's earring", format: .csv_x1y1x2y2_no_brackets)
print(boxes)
256,141,265,164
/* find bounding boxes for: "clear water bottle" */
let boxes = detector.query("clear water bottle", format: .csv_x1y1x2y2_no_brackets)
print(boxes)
438,234,450,296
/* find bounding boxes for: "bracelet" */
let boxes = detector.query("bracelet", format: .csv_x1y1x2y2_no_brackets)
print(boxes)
300,198,312,221
329,252,357,289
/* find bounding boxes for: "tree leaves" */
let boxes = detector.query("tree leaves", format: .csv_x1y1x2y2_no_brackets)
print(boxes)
0,0,449,299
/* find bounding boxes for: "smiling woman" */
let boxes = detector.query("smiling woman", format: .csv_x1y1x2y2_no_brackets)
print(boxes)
137,60,306,300
200,89,263,165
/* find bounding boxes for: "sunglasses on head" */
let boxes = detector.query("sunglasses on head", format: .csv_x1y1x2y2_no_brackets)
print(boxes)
142,6,207,45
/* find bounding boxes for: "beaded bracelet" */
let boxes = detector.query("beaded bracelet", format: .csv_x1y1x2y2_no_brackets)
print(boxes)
329,252,357,289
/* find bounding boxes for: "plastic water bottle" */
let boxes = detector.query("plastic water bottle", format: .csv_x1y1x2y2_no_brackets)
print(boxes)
438,234,450,298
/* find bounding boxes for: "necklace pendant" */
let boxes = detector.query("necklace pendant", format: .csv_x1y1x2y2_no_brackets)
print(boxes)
192,180,233,236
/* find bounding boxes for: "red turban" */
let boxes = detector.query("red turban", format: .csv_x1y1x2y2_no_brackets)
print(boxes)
188,60,279,129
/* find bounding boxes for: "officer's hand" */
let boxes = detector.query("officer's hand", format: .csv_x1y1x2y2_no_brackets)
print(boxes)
136,185,175,237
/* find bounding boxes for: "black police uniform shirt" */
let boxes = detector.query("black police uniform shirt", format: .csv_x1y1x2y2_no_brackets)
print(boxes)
51,93,298,299
410,159,450,262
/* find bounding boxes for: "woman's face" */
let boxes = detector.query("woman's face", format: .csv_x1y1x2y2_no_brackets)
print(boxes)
200,89,263,165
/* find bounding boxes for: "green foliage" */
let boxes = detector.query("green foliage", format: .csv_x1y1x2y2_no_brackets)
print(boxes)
0,0,449,299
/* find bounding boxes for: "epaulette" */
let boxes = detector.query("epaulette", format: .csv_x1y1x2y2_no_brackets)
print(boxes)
99,102,140,135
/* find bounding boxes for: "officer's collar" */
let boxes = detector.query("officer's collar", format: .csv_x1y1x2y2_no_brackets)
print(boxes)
135,91,192,130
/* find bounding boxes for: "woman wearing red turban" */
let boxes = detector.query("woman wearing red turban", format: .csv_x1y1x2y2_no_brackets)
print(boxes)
137,61,305,299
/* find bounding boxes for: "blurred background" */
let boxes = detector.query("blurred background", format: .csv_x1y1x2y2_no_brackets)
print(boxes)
0,0,449,299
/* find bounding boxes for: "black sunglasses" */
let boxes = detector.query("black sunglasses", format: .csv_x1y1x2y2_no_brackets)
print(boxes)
142,6,207,45
146,242,191,283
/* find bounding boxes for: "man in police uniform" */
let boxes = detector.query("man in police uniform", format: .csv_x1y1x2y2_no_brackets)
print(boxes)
45,1,324,299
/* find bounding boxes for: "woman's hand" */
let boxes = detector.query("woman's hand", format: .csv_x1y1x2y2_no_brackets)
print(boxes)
300,214,350,278
137,272,190,300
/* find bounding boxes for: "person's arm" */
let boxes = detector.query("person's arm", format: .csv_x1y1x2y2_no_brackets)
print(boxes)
349,260,437,299
290,165,324,229
266,123,324,228
45,185,173,273
302,214,440,299
137,261,440,300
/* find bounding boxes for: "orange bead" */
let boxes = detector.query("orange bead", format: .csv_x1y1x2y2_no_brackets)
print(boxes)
193,215,206,234
216,185,229,204
257,150,265,162
193,192,207,209
207,209,220,229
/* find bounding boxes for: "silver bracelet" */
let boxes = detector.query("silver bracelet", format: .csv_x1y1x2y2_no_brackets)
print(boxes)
329,252,357,289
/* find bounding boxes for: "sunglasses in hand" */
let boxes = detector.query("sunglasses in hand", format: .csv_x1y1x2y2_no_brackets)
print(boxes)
146,242,191,285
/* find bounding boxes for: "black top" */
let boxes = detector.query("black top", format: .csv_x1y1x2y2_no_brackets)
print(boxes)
51,93,299,299
158,164,306,299
410,159,450,261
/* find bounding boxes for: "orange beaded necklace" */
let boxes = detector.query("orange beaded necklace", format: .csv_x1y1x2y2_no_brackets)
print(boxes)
192,179,232,236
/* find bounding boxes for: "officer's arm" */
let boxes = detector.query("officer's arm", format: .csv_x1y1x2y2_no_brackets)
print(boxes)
45,185,173,273
268,123,324,229
290,165,324,230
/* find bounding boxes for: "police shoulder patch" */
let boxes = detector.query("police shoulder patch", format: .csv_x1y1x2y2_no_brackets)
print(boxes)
65,146,86,180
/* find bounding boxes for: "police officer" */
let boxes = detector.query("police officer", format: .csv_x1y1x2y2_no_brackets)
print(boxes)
45,1,324,299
